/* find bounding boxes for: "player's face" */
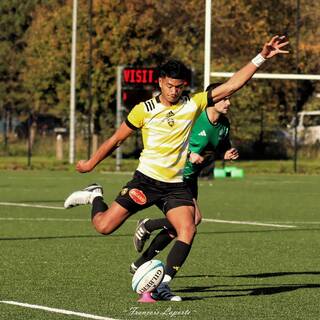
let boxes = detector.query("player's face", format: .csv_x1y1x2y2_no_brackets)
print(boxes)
215,97,231,114
159,77,185,105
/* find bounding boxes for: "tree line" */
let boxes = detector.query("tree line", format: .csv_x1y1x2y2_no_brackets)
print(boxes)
0,0,319,156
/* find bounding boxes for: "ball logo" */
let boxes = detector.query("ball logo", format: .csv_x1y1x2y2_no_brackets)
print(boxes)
129,188,147,205
138,269,163,294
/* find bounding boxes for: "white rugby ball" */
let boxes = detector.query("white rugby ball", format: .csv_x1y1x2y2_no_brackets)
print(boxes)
132,260,165,294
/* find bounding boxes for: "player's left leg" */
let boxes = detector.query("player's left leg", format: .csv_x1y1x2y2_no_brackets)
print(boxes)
133,218,175,252
132,178,201,274
130,229,175,274
151,204,196,302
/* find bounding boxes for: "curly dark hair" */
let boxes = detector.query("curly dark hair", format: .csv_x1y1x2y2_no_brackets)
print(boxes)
158,59,189,81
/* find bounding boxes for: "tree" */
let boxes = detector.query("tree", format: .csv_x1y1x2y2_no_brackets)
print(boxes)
2,0,319,159
0,1,42,149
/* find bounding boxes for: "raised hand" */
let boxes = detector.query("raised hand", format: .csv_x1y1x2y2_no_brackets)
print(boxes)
261,35,289,59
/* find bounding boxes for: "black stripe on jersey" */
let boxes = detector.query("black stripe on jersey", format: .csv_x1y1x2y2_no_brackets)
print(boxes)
144,99,155,112
125,118,138,130
182,95,190,103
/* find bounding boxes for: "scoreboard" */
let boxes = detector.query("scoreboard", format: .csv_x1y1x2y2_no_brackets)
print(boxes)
121,66,193,111
121,67,159,111
122,68,158,86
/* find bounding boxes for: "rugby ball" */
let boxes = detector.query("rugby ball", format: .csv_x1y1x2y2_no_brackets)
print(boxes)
132,260,165,294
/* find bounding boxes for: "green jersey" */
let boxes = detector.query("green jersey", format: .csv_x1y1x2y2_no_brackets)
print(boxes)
183,110,231,179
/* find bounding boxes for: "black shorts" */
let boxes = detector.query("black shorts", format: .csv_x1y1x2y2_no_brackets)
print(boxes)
184,176,198,200
115,171,194,214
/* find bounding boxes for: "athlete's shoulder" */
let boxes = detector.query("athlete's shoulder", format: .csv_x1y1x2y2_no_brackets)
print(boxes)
190,91,207,101
130,97,158,114
189,91,208,111
142,98,157,112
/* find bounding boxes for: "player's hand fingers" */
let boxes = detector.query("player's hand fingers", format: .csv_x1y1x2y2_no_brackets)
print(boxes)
267,35,280,46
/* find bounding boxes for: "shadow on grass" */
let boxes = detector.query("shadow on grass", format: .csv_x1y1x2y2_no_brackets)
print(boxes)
176,283,320,301
177,271,320,279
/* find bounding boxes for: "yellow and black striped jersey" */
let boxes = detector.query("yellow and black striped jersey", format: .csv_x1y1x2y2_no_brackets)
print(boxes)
126,92,209,182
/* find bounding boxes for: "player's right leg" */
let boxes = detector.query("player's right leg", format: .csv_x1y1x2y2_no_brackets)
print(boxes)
91,201,131,234
64,183,131,235
64,171,160,235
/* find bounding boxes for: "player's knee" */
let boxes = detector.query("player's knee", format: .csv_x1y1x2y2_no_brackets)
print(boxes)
93,220,113,235
177,223,196,242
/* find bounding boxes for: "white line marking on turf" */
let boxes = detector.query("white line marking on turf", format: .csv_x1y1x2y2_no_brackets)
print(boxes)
203,218,296,228
0,217,89,222
0,217,308,227
0,202,304,228
271,221,320,224
0,202,64,210
0,301,118,320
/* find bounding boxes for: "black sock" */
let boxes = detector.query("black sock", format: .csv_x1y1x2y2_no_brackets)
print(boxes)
145,218,175,234
165,240,191,278
134,230,174,268
91,196,108,220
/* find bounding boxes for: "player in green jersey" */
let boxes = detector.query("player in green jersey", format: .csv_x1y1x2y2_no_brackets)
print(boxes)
131,83,239,273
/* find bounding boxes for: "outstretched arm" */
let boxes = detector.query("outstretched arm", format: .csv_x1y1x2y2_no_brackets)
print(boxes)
76,121,134,173
210,35,289,103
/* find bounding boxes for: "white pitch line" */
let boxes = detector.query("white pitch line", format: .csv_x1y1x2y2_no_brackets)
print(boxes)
203,218,296,228
0,217,89,222
0,202,64,210
0,301,119,320
0,202,300,228
270,221,320,224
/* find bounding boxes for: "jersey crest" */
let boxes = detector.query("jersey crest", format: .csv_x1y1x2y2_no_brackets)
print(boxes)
166,111,175,127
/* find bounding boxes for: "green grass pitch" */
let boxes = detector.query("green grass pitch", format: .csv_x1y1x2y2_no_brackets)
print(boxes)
0,170,319,320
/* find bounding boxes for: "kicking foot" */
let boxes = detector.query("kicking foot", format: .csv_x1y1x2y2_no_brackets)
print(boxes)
64,184,103,209
151,282,182,302
133,218,150,252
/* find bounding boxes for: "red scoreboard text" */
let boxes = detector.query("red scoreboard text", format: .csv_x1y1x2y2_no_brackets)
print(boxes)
122,68,158,85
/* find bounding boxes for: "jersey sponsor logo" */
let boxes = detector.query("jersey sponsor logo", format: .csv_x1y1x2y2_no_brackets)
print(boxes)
129,188,147,205
144,99,155,112
198,130,207,137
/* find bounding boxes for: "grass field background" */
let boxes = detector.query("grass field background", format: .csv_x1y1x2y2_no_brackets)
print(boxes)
0,170,319,319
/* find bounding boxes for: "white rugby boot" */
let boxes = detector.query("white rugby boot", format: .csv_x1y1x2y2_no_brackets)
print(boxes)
64,184,103,209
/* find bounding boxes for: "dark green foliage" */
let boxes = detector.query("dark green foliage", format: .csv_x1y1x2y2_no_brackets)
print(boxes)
0,0,319,156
